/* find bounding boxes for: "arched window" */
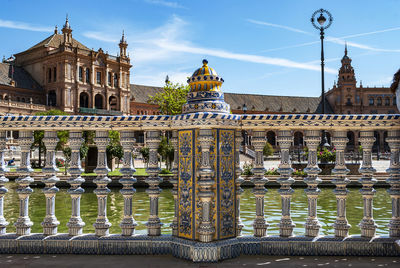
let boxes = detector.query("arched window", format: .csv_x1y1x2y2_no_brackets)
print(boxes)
385,98,390,106
79,67,83,81
114,74,118,87
94,94,103,109
48,68,52,83
85,68,90,83
79,92,89,108
108,72,112,86
377,97,382,106
53,67,57,82
48,90,57,106
369,97,374,106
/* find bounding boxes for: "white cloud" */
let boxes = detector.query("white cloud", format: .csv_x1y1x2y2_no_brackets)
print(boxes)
247,19,312,35
144,0,185,9
0,19,52,32
251,20,400,53
82,31,119,43
134,71,190,86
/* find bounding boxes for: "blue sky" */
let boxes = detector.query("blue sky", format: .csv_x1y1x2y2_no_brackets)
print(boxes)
1,0,399,97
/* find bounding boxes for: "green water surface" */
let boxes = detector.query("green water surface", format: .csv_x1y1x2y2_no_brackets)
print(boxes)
3,183,393,236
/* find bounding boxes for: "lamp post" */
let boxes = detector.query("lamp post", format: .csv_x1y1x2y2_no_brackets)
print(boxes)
311,8,333,148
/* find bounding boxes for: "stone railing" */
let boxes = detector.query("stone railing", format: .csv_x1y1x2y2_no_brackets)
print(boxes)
0,114,399,262
0,99,46,113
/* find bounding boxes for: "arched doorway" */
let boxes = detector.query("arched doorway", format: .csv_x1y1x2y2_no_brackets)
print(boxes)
48,90,57,106
80,92,89,108
346,131,355,151
95,94,103,109
293,131,304,147
109,96,118,111
373,131,380,153
266,131,276,147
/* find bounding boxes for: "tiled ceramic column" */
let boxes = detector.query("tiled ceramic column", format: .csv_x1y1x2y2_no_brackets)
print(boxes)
67,131,85,236
119,130,137,236
41,131,60,235
331,130,351,238
145,130,163,236
277,130,295,237
386,130,400,237
93,130,111,236
235,130,244,236
303,130,322,237
15,130,34,236
0,131,9,234
197,129,215,242
170,130,179,236
358,131,377,238
251,130,269,237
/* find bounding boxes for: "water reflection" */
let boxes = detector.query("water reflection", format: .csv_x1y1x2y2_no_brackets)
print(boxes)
3,183,392,236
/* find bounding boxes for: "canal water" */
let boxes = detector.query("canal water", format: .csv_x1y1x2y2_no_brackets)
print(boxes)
3,183,392,236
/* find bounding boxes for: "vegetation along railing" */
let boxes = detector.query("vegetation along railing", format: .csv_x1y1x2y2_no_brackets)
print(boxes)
0,114,399,262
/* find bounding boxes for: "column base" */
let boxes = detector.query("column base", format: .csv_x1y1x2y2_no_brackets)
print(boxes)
278,220,295,237
146,218,163,236
388,220,400,237
333,221,351,238
305,219,321,237
253,218,269,237
67,218,85,236
93,220,111,237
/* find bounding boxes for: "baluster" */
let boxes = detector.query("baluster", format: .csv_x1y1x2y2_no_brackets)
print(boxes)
93,130,111,236
234,130,244,236
303,130,322,237
251,130,269,237
277,130,295,237
197,129,215,242
145,130,163,236
119,131,137,236
41,131,60,235
358,131,377,238
386,130,400,237
170,130,179,236
332,130,351,238
67,131,85,236
0,131,9,234
15,130,34,236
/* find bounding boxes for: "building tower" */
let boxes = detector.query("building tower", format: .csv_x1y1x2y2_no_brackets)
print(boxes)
335,44,360,113
62,15,72,46
119,31,128,58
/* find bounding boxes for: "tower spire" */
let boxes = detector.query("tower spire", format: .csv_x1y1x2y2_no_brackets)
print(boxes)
119,30,128,58
62,14,72,45
345,42,348,56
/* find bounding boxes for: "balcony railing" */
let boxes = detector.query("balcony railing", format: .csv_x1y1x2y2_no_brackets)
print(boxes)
0,113,398,262
79,107,123,116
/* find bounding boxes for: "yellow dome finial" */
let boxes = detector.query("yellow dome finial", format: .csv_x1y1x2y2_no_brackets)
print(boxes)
202,59,208,66
187,59,223,92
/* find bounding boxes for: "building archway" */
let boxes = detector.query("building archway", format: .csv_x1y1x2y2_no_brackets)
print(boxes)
94,94,104,109
373,131,380,153
267,131,276,146
109,96,118,111
80,92,89,108
347,131,355,151
294,131,304,147
48,90,57,106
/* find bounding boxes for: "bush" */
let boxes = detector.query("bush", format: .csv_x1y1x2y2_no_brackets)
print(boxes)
318,147,336,163
160,168,172,175
265,168,279,175
56,158,65,167
263,142,274,157
241,162,254,176
292,168,307,177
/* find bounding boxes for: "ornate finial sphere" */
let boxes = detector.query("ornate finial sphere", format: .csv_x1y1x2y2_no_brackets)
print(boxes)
182,60,230,114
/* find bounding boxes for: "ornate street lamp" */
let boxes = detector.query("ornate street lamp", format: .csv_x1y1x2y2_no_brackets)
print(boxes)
311,8,333,148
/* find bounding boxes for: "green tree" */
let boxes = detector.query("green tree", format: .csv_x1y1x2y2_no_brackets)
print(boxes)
107,130,123,169
158,135,174,171
263,142,274,157
32,109,69,167
140,147,149,168
148,81,190,115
